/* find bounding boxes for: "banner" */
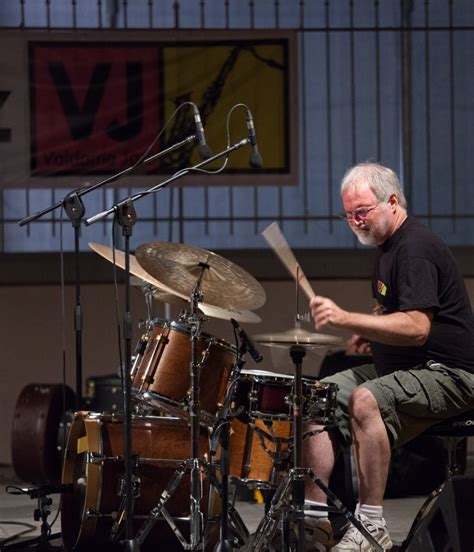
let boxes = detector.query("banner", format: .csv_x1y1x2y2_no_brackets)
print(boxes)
0,30,297,188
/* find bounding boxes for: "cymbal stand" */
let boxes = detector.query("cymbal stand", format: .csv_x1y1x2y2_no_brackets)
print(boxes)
252,345,384,552
128,264,211,551
188,262,209,550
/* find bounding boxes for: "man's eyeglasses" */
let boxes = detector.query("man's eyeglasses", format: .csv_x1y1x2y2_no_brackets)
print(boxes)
339,203,380,222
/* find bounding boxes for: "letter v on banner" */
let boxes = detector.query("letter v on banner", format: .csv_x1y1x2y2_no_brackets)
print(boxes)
30,43,161,176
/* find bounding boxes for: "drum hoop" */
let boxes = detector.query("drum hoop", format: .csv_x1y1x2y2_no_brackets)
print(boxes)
61,412,102,546
84,416,103,539
241,369,293,381
150,318,237,354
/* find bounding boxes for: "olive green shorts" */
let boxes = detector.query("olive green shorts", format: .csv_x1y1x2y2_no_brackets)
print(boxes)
321,361,474,448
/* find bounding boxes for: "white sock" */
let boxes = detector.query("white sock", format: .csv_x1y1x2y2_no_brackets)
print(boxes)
358,503,384,520
304,499,329,519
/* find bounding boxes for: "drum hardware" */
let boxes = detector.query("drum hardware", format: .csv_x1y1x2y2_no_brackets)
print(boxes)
131,457,209,550
110,473,143,541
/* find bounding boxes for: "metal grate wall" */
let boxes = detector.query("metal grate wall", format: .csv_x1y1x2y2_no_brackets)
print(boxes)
0,0,473,252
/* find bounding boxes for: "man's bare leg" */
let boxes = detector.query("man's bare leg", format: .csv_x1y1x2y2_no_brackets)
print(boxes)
350,387,390,505
303,427,337,503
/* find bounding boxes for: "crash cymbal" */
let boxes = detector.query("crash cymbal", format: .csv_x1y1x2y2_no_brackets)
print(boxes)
89,242,186,302
135,242,266,311
252,327,343,348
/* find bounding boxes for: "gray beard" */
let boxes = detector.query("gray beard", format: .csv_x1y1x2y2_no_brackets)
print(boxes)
352,228,379,246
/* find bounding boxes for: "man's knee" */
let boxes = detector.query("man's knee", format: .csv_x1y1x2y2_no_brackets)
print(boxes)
349,386,380,422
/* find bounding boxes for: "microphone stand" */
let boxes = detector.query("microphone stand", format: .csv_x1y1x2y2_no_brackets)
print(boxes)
18,135,197,411
114,200,139,550
83,137,254,550
84,138,251,226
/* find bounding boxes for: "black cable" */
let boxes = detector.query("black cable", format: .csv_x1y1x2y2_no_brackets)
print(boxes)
0,521,36,548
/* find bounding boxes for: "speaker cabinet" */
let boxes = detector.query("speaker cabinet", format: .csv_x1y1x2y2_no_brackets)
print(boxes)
403,476,474,552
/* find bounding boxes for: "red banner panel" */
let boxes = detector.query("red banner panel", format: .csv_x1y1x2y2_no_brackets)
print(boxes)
30,43,162,175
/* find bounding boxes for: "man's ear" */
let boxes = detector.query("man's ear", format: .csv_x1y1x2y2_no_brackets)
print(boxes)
389,193,398,210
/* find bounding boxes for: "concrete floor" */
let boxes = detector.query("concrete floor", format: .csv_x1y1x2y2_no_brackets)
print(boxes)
0,462,442,551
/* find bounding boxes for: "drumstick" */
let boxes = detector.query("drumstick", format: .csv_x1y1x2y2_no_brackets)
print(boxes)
262,222,316,301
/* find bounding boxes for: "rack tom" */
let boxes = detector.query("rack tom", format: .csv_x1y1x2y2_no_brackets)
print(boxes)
131,319,236,424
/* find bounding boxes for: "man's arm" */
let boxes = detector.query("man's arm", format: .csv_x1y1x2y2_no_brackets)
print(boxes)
310,295,433,347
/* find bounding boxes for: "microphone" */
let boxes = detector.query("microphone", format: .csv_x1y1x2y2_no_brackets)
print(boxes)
246,109,263,169
192,105,212,159
231,318,263,363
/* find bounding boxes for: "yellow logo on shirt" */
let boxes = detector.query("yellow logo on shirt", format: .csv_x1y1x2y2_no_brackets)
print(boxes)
377,280,387,296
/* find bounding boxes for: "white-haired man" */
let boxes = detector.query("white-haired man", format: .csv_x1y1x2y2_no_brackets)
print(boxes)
304,163,474,551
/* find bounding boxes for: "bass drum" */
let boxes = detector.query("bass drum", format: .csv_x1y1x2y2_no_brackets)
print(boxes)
11,383,75,484
61,412,218,551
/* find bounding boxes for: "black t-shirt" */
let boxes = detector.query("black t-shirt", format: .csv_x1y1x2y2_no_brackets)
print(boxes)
370,217,474,375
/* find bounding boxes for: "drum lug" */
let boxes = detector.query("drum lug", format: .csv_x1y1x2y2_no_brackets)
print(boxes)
86,452,107,465
248,390,258,404
85,507,103,519
284,395,293,407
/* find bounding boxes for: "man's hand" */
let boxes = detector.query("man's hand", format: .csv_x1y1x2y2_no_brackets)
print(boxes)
309,295,349,330
347,334,371,355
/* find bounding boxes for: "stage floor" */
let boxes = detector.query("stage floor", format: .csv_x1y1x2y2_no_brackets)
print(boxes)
1,457,472,550
0,466,440,550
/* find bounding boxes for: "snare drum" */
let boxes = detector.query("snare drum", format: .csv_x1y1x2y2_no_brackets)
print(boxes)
131,319,236,423
228,418,292,489
233,370,337,424
61,412,215,551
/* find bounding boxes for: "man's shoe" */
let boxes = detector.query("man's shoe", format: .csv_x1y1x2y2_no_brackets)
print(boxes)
329,513,393,551
304,517,337,551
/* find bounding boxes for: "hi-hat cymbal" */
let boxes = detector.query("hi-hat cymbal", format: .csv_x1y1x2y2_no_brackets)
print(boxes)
135,242,266,311
252,327,344,349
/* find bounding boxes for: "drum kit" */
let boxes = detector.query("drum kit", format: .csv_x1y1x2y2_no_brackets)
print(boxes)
51,238,356,552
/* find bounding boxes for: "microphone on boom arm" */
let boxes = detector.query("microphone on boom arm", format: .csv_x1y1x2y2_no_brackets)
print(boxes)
246,109,263,169
192,105,212,160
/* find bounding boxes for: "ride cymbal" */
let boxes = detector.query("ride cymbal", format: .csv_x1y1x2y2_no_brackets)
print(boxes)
135,241,266,311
